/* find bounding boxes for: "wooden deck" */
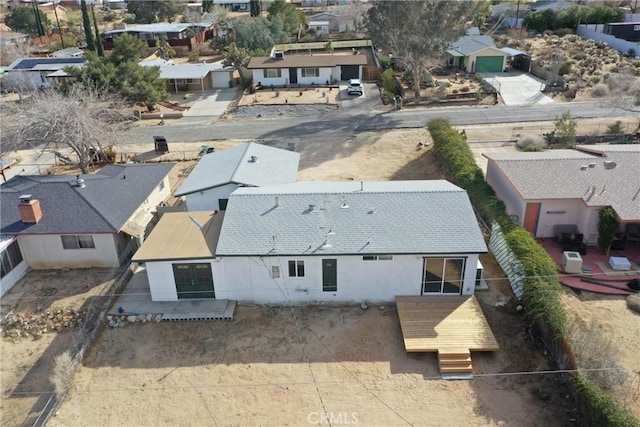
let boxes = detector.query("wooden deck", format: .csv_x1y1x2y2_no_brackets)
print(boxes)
396,295,499,375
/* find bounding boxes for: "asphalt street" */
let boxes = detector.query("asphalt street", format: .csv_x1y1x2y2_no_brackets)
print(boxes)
124,101,638,145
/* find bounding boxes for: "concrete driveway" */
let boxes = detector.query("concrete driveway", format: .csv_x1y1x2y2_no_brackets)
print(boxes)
482,72,554,106
177,88,237,124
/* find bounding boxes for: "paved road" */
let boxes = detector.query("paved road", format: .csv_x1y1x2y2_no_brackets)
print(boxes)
125,101,636,145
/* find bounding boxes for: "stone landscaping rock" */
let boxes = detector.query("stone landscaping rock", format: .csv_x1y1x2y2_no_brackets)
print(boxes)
127,315,137,323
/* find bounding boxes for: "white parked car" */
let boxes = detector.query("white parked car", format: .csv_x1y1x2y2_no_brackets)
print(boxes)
347,79,363,96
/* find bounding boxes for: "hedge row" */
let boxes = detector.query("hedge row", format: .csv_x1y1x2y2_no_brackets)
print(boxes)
426,118,638,427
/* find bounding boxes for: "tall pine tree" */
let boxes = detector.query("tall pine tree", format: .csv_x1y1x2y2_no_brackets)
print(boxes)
250,0,261,17
91,4,105,56
81,0,96,52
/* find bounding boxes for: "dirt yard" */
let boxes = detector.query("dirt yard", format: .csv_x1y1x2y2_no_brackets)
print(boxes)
45,131,585,426
239,87,339,106
0,269,119,426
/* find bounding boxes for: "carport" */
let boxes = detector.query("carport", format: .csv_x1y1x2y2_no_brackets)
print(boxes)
158,64,210,93
500,47,531,72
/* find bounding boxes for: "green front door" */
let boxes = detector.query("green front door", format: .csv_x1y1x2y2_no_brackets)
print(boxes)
172,263,215,299
475,56,504,73
322,259,337,292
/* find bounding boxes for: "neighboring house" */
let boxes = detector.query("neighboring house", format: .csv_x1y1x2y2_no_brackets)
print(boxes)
309,12,354,33
0,31,29,48
529,0,574,12
4,57,85,88
140,59,234,92
174,142,300,211
484,145,640,243
446,35,508,73
211,0,249,11
134,180,488,303
102,23,215,52
309,20,330,35
248,51,367,85
0,164,174,295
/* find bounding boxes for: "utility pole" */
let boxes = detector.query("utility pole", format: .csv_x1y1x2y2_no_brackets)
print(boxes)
53,3,65,48
31,0,44,37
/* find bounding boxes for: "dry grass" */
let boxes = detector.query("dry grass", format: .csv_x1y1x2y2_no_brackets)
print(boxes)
51,351,74,397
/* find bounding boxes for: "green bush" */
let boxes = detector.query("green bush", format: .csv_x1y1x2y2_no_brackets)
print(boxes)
427,118,639,427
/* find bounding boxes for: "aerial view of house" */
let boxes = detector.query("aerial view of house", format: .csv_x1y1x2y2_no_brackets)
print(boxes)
1,0,639,425
135,180,487,303
484,145,640,243
0,163,173,295
174,142,300,211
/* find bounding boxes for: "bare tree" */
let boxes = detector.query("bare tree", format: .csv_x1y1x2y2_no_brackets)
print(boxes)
0,85,131,174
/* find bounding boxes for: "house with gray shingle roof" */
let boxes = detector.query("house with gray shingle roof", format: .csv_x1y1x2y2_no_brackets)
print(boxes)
484,145,640,244
134,180,488,303
0,164,174,295
446,34,507,73
174,142,300,211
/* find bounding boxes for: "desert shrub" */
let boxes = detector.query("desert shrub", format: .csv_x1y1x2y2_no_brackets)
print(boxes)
51,351,74,397
569,319,628,392
452,89,458,94
460,86,470,93
187,48,201,63
607,121,624,134
589,75,601,85
378,56,390,70
523,145,544,152
517,135,547,149
559,61,573,75
572,52,587,60
591,83,609,97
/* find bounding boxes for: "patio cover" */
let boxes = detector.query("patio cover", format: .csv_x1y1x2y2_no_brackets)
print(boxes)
446,49,465,57
500,47,529,57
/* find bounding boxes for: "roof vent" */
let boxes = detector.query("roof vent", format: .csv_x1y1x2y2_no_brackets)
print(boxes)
341,203,349,209
588,163,596,168
275,196,280,208
249,155,258,163
604,160,617,169
76,175,86,188
580,165,588,171
309,204,316,213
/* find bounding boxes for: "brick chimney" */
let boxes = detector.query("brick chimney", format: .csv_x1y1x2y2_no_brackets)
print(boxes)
18,195,42,224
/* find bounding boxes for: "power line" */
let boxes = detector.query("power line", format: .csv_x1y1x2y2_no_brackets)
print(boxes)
7,367,635,397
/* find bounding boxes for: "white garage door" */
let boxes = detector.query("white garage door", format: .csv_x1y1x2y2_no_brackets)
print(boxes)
212,71,231,88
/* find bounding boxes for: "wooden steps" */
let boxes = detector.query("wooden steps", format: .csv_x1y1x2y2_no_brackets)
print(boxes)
438,348,473,374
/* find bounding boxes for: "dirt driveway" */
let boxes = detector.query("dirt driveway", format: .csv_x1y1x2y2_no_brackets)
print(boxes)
48,133,580,426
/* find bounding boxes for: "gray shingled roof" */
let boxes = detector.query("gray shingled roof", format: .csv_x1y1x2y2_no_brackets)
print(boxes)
484,146,640,221
450,35,498,56
174,143,300,197
1,164,174,235
216,180,487,256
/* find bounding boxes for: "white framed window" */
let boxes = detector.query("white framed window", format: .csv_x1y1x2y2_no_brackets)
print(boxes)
301,67,320,78
288,260,305,277
61,235,95,250
634,24,640,31
362,255,393,261
158,180,165,192
263,69,281,78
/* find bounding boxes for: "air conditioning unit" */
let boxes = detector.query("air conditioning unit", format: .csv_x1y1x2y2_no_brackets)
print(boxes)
562,251,583,274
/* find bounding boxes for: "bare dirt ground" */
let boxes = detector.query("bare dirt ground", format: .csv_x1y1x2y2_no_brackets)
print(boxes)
0,269,119,426
48,132,582,427
239,87,339,106
561,291,640,418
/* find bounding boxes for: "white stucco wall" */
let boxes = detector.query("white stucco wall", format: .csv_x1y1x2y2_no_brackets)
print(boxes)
185,183,239,211
534,199,586,239
146,254,480,303
297,67,333,85
17,234,120,269
252,69,287,86
0,238,28,297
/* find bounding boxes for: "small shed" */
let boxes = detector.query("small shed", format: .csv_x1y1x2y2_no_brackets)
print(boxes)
500,47,531,72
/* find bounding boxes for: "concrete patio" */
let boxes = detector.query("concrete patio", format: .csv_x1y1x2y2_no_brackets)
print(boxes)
109,266,236,320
